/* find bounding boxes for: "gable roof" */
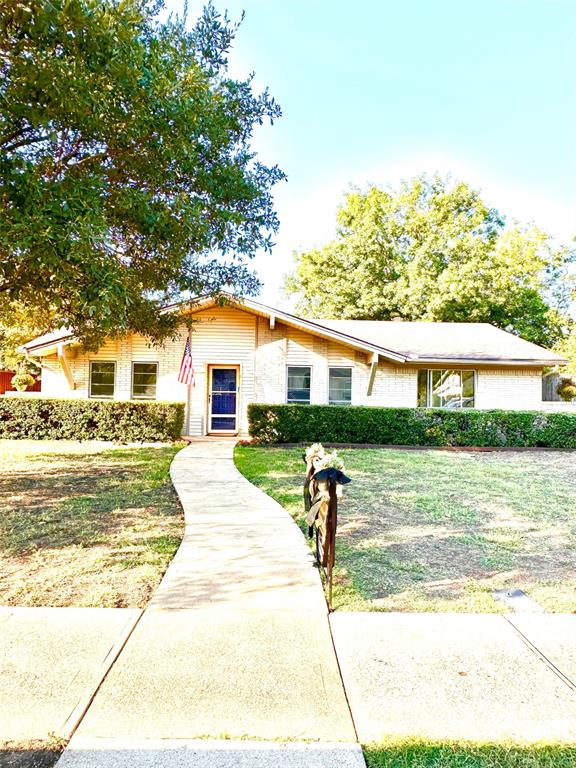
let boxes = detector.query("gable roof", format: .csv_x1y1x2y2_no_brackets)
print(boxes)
316,320,567,366
162,295,407,362
20,294,566,366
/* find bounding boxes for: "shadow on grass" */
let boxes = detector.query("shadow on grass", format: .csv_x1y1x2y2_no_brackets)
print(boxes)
234,444,576,611
363,740,576,768
0,742,64,768
0,445,180,555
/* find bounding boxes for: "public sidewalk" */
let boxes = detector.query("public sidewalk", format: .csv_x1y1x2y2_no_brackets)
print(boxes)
59,440,363,768
331,612,576,744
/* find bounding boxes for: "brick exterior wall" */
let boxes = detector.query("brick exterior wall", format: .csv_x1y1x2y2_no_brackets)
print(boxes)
36,308,545,434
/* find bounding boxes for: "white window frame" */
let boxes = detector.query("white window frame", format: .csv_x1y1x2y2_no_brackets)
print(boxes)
328,366,353,405
131,361,159,400
286,365,312,405
418,369,476,408
89,360,116,399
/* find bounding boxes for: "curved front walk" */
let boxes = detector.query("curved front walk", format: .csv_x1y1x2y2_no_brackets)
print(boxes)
61,440,362,767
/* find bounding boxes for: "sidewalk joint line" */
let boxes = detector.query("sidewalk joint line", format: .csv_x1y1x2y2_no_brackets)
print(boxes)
327,615,361,744
503,615,576,694
58,608,145,741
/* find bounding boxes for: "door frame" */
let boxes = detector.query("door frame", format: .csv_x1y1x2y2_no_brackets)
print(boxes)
206,364,241,435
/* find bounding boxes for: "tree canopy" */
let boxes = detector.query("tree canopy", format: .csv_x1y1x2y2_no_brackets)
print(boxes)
284,176,575,348
554,326,576,376
0,300,44,374
0,0,284,348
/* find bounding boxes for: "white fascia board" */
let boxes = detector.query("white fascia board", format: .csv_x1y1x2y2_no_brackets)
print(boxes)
411,357,564,367
20,336,76,356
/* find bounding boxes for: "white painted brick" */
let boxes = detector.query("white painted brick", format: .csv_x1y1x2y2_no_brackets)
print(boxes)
36,312,547,435
476,368,542,410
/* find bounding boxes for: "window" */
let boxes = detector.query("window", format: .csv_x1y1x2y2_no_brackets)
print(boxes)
89,361,116,399
287,366,311,404
132,362,158,400
417,369,475,408
329,367,352,405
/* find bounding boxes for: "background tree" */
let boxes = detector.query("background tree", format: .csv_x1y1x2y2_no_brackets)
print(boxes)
0,301,46,375
0,0,284,348
552,325,576,401
554,328,576,376
285,175,574,347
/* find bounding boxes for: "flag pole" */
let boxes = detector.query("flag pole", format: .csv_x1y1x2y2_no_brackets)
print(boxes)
186,327,192,437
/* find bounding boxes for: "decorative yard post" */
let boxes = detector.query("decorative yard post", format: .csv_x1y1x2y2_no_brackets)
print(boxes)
303,444,351,610
303,443,326,516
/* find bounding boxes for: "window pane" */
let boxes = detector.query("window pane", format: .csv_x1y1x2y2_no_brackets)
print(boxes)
442,371,463,408
429,369,475,408
212,369,237,392
90,362,115,398
287,366,311,404
329,367,352,404
132,363,157,399
430,370,444,407
210,416,236,431
417,370,428,407
212,392,236,414
461,370,475,407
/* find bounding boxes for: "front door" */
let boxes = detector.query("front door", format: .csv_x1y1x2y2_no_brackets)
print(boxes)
208,367,239,433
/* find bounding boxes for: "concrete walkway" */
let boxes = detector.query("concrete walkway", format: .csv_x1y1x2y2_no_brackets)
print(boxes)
61,440,362,767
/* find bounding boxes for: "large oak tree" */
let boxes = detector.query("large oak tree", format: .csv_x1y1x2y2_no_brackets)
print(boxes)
0,0,284,347
285,176,574,348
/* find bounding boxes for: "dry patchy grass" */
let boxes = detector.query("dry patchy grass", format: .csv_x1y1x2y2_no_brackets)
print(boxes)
235,446,576,612
0,440,183,607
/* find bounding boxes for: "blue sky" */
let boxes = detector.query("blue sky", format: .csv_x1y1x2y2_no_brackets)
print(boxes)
166,0,576,309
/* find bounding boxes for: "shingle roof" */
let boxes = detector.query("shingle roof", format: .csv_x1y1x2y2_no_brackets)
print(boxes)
20,295,567,366
315,320,566,365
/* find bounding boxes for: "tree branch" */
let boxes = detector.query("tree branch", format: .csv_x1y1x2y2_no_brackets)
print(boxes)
3,134,50,153
0,124,33,148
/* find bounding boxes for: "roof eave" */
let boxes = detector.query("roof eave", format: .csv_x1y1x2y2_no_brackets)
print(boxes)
410,356,566,367
20,335,76,355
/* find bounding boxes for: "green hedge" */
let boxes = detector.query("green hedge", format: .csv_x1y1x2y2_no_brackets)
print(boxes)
0,398,185,441
248,403,576,449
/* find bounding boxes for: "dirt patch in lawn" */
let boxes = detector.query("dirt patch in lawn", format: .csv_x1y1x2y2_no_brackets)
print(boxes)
0,440,184,607
0,740,65,768
235,446,576,612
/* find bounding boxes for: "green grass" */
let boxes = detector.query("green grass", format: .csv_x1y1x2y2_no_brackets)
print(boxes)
0,439,184,607
363,740,576,767
234,445,576,612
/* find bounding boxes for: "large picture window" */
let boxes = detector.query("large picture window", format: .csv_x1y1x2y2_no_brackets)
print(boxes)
287,366,311,404
329,367,352,405
418,369,475,408
132,362,158,400
89,361,116,399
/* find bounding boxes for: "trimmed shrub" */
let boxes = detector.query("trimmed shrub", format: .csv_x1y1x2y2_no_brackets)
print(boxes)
0,398,184,442
557,378,576,402
248,403,576,449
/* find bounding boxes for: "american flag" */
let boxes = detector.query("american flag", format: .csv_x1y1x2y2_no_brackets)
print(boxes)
177,337,195,386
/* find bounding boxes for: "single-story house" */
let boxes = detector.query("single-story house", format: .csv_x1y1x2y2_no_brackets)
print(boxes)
21,294,567,436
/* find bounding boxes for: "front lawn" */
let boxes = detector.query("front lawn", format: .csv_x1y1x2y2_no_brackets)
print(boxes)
234,445,576,612
363,740,576,768
0,440,183,607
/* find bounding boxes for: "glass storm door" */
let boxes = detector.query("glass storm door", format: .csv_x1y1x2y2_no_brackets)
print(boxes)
209,367,238,432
